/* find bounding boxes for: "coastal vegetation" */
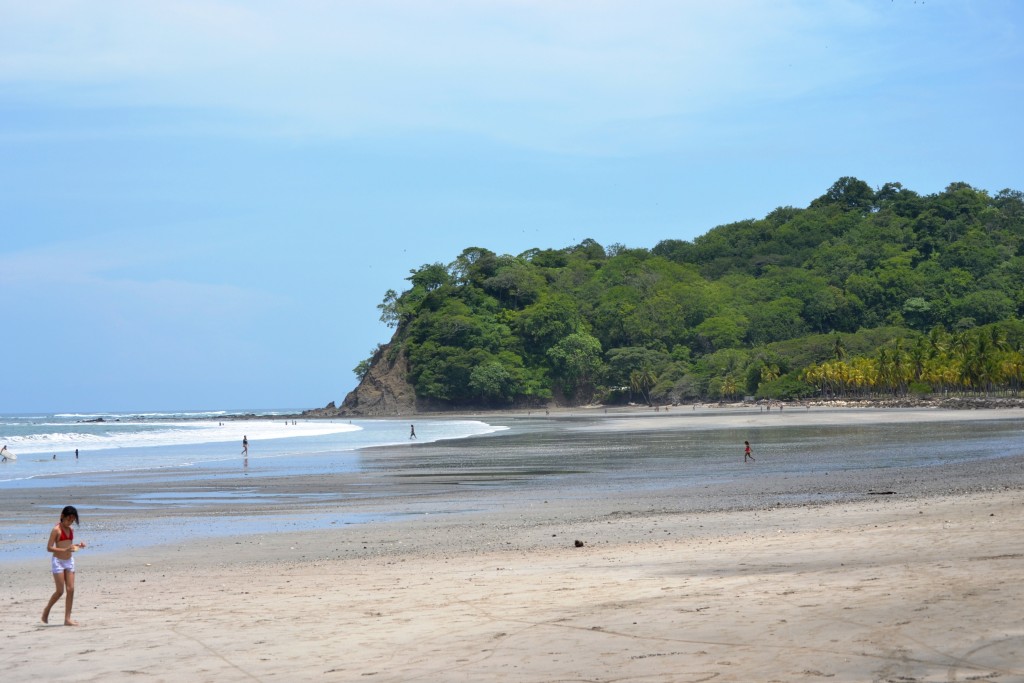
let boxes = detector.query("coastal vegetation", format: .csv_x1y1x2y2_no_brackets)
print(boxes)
364,178,1024,407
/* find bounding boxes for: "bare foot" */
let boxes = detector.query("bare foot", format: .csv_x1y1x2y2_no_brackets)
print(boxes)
41,610,49,624
64,619,79,626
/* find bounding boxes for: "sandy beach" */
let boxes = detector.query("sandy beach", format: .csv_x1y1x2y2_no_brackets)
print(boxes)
2,407,1023,682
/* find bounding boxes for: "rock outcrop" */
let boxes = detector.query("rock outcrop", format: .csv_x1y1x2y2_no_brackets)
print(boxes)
300,401,340,418
336,343,419,416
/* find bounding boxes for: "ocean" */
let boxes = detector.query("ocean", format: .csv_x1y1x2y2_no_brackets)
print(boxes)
0,410,506,487
3,407,1023,562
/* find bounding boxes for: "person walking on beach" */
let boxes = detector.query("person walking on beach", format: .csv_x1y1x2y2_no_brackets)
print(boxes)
409,424,417,439
42,505,86,626
744,440,755,462
242,435,248,456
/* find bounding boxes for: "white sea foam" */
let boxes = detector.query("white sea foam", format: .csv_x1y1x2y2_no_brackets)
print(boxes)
5,420,361,455
0,413,507,485
54,410,234,419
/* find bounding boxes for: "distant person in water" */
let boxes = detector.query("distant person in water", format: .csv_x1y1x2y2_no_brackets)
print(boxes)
75,449,79,460
409,424,417,439
744,440,755,462
1,445,8,462
42,505,86,626
242,435,248,456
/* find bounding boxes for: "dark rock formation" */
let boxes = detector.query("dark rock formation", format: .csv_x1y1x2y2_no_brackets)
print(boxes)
337,343,419,416
301,401,339,418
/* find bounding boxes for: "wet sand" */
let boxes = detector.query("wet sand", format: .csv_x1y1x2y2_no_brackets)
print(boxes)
1,407,1023,682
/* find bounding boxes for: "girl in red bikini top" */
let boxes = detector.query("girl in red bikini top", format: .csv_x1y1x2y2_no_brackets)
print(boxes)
43,505,86,626
49,507,84,561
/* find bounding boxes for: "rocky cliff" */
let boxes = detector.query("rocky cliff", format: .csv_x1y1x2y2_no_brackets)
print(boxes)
304,343,420,417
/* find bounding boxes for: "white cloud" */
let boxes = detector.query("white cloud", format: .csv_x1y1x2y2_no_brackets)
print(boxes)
0,0,1019,151
0,2,875,133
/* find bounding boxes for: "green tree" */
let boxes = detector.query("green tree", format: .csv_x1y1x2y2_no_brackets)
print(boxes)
758,363,780,389
377,289,401,328
746,297,807,345
364,176,1024,409
482,260,545,309
514,294,583,356
469,360,518,404
354,358,373,381
408,262,452,291
450,247,499,286
547,332,604,402
902,297,933,331
629,366,658,405
694,314,747,352
953,291,1014,326
831,334,847,361
719,374,740,400
810,176,875,213
605,347,670,389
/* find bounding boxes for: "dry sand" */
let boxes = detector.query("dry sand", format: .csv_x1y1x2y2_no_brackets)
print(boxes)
2,409,1023,682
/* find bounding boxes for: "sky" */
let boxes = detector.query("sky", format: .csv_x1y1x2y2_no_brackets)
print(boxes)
1,0,1022,413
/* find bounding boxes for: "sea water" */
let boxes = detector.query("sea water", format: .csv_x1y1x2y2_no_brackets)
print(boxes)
0,410,509,560
0,410,506,487
354,410,1024,491
3,408,1023,561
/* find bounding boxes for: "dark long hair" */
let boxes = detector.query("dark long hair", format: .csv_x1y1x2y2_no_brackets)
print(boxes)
61,505,80,525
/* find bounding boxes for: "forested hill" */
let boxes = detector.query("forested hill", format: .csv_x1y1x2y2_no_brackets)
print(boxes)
344,178,1024,413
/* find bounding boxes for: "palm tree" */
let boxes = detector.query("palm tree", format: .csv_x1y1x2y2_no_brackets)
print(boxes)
639,366,657,404
1001,353,1024,395
759,363,780,390
629,370,642,403
909,337,928,384
990,326,1009,352
876,348,893,395
832,334,847,361
852,357,876,397
890,339,908,395
720,374,739,400
630,366,658,405
927,325,949,360
972,333,998,396
802,364,825,397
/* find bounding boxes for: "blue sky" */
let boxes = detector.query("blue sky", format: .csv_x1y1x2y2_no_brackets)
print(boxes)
1,0,1022,413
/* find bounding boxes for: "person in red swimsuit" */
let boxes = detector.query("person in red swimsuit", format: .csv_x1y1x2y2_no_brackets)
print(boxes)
42,505,86,626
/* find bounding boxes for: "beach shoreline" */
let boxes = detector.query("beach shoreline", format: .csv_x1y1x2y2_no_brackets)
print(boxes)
1,408,1022,682
298,394,1024,420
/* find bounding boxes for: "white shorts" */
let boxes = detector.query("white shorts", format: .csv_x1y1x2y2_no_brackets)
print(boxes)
51,556,75,574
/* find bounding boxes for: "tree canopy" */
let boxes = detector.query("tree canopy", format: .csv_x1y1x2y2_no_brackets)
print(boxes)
361,179,1024,407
